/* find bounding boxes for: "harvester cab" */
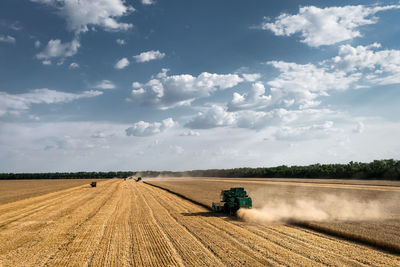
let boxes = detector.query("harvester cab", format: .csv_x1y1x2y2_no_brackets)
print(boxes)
212,187,252,215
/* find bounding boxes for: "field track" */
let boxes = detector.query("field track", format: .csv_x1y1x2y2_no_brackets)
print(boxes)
1,179,399,266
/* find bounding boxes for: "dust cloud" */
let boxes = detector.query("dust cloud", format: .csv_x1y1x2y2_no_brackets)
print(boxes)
238,193,391,224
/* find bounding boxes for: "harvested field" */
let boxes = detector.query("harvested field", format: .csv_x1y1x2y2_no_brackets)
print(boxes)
146,177,400,254
0,179,399,266
0,179,107,204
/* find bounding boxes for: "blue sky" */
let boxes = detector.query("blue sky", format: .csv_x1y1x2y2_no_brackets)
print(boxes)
1,0,400,172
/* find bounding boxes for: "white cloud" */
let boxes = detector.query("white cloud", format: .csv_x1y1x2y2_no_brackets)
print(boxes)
180,130,200,136
267,60,360,109
132,82,142,88
36,38,80,60
353,121,365,133
273,121,336,141
34,40,41,48
114,57,130,69
42,60,52,65
69,62,79,69
186,101,343,131
9,22,23,31
31,0,134,33
0,35,16,44
185,105,237,129
331,43,400,85
130,69,243,109
262,43,400,110
262,4,400,47
0,88,102,117
116,38,126,45
242,73,261,82
125,118,175,136
133,50,165,63
142,0,155,5
93,80,116,90
228,82,272,111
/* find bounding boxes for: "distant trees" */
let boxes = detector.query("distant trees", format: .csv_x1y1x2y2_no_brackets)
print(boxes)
0,171,134,180
1,159,399,180
138,159,400,180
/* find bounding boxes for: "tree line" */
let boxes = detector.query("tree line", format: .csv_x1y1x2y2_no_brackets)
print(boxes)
1,159,399,180
0,171,134,180
138,159,400,180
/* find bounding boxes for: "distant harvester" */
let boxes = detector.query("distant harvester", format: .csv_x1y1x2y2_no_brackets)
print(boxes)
90,182,97,187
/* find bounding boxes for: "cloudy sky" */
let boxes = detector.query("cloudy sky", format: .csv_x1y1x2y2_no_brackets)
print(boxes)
1,0,400,172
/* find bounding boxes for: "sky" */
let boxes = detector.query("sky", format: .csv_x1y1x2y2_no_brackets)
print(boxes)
1,0,400,172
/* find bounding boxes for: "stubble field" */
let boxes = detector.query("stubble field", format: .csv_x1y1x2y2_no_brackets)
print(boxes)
0,179,106,204
147,177,400,255
0,178,399,266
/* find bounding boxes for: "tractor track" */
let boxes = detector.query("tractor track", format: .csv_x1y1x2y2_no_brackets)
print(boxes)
1,179,400,266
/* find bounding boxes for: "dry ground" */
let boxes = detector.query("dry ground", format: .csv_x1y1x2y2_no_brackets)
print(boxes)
147,177,400,255
0,179,399,266
0,179,106,204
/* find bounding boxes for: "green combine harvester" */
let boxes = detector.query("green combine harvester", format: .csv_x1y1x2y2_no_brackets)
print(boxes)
212,187,252,215
136,177,142,182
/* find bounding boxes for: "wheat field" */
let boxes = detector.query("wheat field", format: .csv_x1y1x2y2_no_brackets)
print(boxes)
0,179,399,266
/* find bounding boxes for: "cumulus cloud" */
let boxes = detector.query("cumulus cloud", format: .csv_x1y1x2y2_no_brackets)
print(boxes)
116,38,126,45
142,0,155,5
228,82,272,111
133,50,165,63
31,0,133,33
273,121,336,141
241,73,261,82
185,43,400,132
69,62,79,69
36,38,80,60
132,82,142,88
185,105,237,129
267,60,360,109
0,34,16,44
130,69,243,109
114,57,130,69
331,43,400,85
32,0,134,62
186,100,341,131
262,4,400,47
185,105,278,130
92,80,116,90
125,118,175,136
180,130,200,136
264,43,400,109
0,88,102,116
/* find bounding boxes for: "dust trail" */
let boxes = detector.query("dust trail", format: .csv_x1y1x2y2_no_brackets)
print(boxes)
238,193,390,223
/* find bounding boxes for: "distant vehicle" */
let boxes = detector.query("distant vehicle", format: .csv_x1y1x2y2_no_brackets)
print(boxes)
90,182,97,187
212,187,252,215
136,177,142,182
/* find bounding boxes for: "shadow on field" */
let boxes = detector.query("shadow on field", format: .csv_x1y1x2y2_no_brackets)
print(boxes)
181,212,240,221
182,211,223,217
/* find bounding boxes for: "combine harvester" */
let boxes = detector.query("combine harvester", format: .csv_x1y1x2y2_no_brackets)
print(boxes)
212,187,252,215
136,177,142,182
